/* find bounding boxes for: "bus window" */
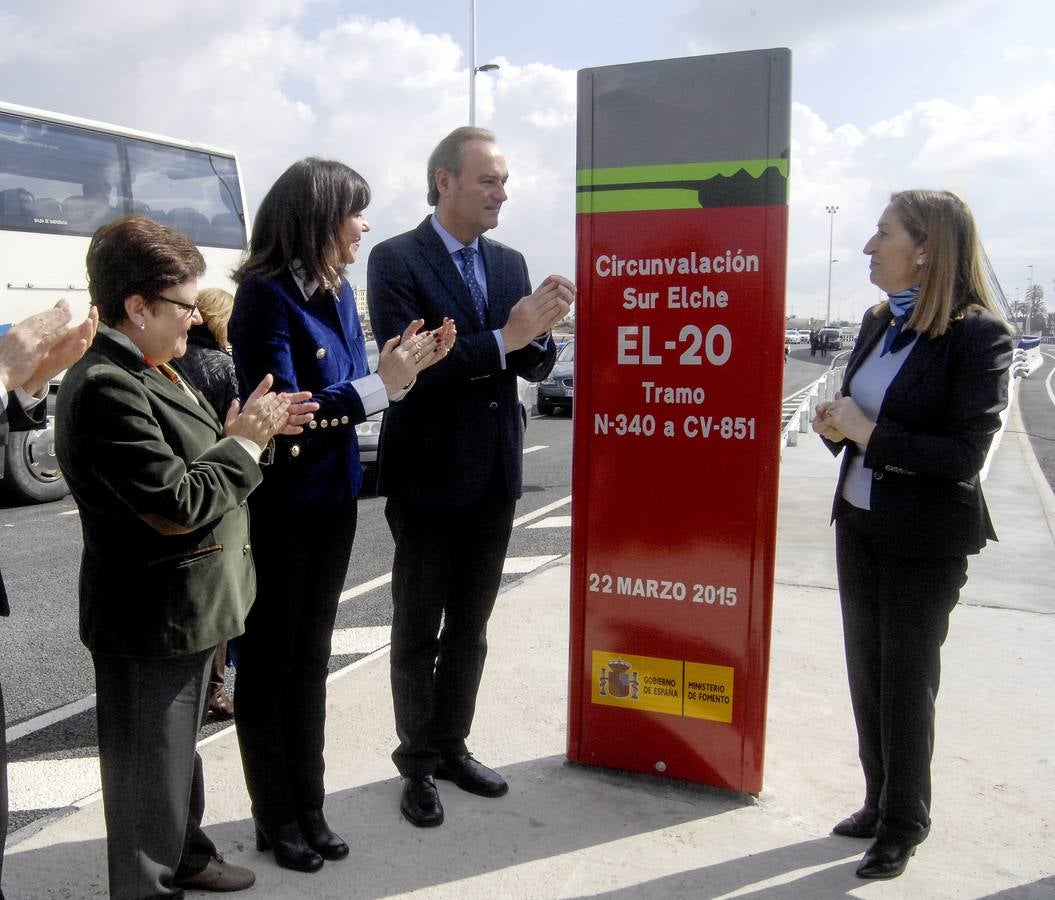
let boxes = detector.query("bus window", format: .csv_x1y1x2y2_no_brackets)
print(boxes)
0,112,123,235
126,141,245,249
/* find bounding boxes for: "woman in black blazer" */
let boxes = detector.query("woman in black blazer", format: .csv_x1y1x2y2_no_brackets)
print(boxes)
813,190,1013,880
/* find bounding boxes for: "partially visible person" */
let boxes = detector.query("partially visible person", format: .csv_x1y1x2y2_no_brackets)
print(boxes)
173,287,239,720
230,158,454,875
56,214,317,898
812,190,1012,880
368,127,572,828
810,329,818,357
0,299,97,900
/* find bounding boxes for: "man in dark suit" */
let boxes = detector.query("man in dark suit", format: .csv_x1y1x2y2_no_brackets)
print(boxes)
368,126,573,827
0,300,97,900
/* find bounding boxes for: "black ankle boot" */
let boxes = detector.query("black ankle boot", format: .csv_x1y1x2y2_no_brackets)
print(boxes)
254,820,324,873
297,809,349,860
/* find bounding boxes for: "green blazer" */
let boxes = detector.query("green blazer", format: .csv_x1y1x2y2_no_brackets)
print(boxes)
56,332,262,657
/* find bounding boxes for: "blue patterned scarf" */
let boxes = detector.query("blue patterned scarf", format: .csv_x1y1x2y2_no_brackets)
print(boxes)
881,287,920,356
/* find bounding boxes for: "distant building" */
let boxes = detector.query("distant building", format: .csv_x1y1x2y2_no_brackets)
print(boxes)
350,283,370,336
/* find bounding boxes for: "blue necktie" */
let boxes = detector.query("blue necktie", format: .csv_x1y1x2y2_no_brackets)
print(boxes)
458,246,488,327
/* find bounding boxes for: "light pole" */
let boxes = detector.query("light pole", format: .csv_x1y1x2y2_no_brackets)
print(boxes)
469,0,499,125
825,205,839,326
1026,264,1034,333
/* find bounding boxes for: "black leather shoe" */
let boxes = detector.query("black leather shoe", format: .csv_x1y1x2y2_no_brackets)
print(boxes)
298,808,349,860
435,753,508,797
400,775,444,827
832,807,879,838
255,820,324,873
856,839,916,879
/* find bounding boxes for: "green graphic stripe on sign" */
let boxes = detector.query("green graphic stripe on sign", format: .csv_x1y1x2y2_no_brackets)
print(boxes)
576,159,788,187
576,163,788,213
577,190,709,214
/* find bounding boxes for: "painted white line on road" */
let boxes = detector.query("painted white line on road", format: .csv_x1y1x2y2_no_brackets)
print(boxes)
338,571,392,604
502,555,561,574
6,693,97,744
522,444,547,455
527,515,572,529
58,509,79,517
8,757,100,813
330,625,391,657
512,494,571,528
334,496,570,605
1046,360,1055,408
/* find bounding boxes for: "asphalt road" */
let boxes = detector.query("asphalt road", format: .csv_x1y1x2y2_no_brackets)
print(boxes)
1016,348,1055,490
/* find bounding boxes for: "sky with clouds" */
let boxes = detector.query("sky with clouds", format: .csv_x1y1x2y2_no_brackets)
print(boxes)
2,0,1051,323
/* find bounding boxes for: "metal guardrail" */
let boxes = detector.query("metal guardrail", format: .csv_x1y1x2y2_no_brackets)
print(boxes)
781,366,843,447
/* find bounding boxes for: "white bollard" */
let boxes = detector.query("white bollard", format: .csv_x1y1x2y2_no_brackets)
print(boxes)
799,409,809,432
786,428,798,447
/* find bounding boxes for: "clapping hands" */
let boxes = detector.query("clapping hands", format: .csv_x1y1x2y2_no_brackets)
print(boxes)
377,317,457,395
225,374,319,448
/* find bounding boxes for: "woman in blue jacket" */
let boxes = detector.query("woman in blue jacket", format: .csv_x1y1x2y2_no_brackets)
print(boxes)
230,158,453,873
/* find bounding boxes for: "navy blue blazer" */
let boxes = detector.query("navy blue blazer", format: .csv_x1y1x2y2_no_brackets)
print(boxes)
0,393,46,616
827,305,1013,558
230,271,370,505
367,217,557,505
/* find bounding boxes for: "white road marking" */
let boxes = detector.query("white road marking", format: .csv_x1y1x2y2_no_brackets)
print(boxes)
8,757,100,812
502,555,561,574
522,444,547,455
6,694,97,743
512,494,571,528
527,515,572,529
338,571,392,604
329,625,391,657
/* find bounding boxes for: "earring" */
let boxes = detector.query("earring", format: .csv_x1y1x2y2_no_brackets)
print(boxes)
138,321,146,330
916,258,925,266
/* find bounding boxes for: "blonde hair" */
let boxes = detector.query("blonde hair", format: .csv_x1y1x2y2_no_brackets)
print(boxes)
871,190,1008,338
195,287,234,347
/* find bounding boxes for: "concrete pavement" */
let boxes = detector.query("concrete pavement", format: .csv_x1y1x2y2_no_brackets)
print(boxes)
5,391,1054,898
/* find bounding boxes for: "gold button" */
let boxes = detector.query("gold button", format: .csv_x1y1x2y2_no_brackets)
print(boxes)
309,420,317,429
242,543,251,555
330,418,339,427
291,444,301,457
316,347,327,359
320,419,329,429
341,416,349,425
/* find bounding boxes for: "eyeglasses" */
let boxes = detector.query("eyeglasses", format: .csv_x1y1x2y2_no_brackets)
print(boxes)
153,294,199,318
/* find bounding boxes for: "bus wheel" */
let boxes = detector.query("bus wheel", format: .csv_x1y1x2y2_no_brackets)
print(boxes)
1,420,70,503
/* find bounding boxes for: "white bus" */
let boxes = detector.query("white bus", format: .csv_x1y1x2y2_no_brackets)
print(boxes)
0,101,248,502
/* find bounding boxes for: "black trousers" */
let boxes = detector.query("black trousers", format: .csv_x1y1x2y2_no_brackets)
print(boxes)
836,505,968,846
235,494,358,827
93,648,216,899
386,492,515,777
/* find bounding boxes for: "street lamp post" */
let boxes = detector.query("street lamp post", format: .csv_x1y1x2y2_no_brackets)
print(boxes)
469,0,499,125
1026,264,1034,334
825,205,839,326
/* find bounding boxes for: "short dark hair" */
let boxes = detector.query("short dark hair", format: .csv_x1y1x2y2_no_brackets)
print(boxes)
426,126,496,206
86,215,205,326
233,157,370,288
